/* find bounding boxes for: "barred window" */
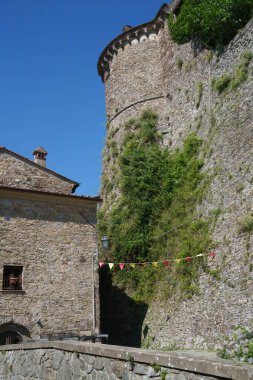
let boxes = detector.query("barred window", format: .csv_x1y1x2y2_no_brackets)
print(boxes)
2,266,23,290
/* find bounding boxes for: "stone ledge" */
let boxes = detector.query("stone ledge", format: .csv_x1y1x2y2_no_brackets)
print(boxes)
0,290,26,294
1,341,253,379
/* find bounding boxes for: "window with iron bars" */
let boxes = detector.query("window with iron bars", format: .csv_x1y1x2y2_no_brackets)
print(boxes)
2,266,23,290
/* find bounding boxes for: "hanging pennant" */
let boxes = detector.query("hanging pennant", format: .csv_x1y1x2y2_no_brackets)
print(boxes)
119,263,125,270
98,261,105,268
108,263,114,270
185,257,192,262
196,254,204,257
163,260,170,266
208,252,216,257
130,263,136,268
152,262,158,267
175,259,181,264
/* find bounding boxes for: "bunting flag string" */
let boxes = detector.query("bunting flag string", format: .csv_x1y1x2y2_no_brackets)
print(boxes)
98,251,216,270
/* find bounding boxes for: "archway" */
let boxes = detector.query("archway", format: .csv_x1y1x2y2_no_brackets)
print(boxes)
0,323,31,345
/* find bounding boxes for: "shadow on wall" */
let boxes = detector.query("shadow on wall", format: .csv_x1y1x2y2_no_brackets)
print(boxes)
99,266,148,347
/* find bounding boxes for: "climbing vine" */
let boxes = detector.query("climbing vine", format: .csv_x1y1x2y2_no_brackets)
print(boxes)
98,110,213,301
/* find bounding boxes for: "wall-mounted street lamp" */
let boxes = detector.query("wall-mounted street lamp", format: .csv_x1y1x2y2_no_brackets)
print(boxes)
101,235,109,250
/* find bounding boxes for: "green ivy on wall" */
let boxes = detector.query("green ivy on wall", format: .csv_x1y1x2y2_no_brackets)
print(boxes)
98,110,213,301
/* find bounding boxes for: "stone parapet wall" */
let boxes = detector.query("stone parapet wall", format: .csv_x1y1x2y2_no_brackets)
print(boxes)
1,341,253,380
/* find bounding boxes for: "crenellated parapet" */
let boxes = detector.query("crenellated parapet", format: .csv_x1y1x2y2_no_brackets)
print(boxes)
97,1,183,83
98,4,170,83
97,1,184,125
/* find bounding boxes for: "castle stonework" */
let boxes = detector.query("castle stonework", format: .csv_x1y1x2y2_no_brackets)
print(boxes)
98,1,253,350
0,147,101,344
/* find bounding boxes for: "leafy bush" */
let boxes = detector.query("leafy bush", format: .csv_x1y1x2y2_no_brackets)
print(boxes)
98,110,213,301
168,0,253,49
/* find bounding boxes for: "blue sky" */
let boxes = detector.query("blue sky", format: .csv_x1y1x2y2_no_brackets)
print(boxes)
0,0,166,195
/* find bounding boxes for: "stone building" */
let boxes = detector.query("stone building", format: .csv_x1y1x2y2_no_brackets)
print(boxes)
98,0,253,349
0,146,101,345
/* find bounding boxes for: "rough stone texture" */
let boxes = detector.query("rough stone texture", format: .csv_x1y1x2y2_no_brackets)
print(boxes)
105,31,164,122
100,4,253,351
0,189,99,339
1,341,253,380
0,150,77,194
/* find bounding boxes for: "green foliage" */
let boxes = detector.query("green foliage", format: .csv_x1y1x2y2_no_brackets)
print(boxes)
184,61,194,72
231,51,253,89
206,51,214,63
238,214,253,233
218,326,253,364
168,0,253,49
236,183,245,193
161,369,168,380
150,362,161,372
212,74,231,94
176,57,183,70
98,110,212,301
127,353,134,365
212,51,253,94
217,346,231,359
195,81,203,108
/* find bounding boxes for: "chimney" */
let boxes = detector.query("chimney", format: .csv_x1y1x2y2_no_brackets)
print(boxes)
32,146,48,167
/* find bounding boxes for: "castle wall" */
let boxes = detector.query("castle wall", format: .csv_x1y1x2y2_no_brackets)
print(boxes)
0,151,75,194
99,5,253,351
143,19,253,350
0,192,98,340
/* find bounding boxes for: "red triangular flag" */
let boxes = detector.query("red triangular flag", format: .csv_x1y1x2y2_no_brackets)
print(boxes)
208,252,216,257
185,257,192,262
119,263,125,270
98,261,105,268
163,260,170,266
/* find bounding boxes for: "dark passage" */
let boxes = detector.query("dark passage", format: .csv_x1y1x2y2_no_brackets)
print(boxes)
99,266,148,347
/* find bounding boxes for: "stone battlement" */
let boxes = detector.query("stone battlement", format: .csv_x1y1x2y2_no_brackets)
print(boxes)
97,4,170,83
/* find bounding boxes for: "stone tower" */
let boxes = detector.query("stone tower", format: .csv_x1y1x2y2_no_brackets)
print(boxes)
98,1,253,350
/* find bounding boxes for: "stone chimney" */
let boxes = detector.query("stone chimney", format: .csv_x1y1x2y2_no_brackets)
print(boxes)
32,146,48,167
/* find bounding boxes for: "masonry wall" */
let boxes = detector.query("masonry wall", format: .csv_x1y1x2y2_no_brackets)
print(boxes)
0,194,98,339
1,341,253,380
105,31,165,123
100,13,253,350
142,19,253,351
0,151,75,194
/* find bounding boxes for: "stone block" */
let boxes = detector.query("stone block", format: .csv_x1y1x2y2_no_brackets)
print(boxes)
133,364,149,375
94,357,104,371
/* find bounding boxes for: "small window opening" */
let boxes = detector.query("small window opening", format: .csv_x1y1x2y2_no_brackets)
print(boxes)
3,266,23,290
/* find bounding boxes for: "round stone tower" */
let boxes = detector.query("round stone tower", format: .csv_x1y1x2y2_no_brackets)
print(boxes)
98,3,172,129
